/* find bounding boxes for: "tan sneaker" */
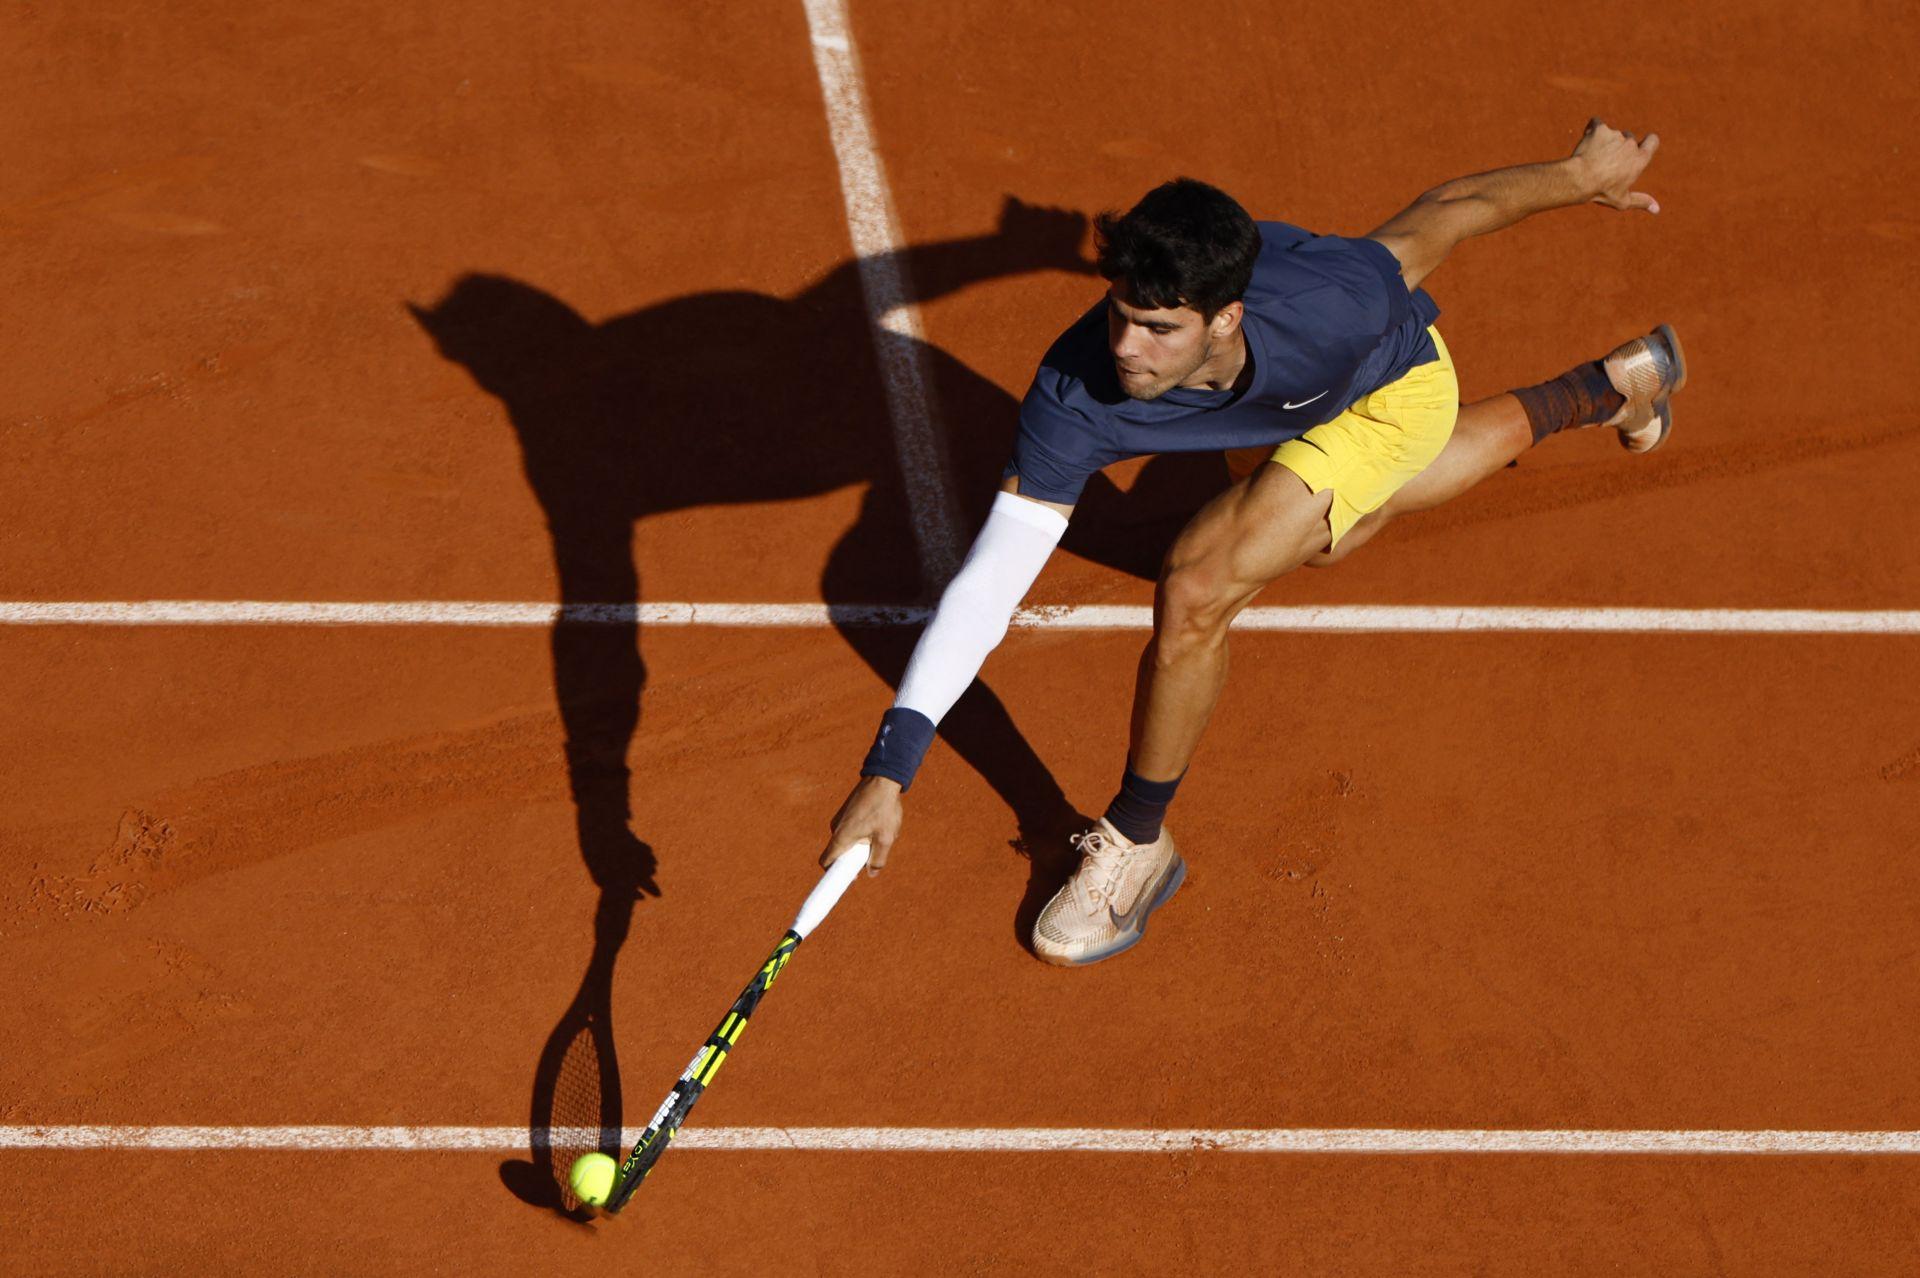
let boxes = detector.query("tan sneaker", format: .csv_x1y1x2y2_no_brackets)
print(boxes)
1601,323,1688,453
1032,819,1187,966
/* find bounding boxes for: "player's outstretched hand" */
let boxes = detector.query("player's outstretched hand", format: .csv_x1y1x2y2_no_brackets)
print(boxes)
1573,117,1661,214
822,775,903,875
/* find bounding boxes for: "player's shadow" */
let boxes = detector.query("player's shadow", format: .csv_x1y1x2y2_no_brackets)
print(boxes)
409,198,1224,1215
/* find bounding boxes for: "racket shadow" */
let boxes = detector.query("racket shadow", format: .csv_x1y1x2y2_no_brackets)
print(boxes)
499,889,634,1220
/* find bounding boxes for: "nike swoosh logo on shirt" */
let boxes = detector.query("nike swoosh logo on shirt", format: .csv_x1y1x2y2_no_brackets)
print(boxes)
1283,390,1329,410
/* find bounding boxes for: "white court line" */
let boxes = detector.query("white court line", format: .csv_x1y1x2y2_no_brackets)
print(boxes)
3,601,1920,633
800,0,963,584
3,1126,1917,1155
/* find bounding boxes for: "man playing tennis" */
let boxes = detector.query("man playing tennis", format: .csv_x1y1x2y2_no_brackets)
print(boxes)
820,119,1683,965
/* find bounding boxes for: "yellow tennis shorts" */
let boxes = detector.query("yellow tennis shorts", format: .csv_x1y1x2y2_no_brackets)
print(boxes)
1225,326,1459,549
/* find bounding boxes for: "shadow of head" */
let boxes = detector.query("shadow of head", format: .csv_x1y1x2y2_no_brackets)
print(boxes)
407,275,594,401
401,194,1110,514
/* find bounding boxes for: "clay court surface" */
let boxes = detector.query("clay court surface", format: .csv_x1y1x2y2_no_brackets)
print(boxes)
5,0,1920,1272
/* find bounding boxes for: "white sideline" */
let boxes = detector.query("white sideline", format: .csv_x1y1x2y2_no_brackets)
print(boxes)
800,0,962,584
3,1126,1917,1155
3,601,1920,633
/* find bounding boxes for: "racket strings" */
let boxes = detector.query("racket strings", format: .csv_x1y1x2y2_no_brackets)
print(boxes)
549,1019,616,1211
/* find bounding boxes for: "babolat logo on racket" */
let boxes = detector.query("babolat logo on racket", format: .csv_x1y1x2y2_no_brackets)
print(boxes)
760,942,797,988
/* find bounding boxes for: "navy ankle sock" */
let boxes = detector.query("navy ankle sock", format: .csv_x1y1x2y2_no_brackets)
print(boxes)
1102,766,1184,846
1512,360,1625,444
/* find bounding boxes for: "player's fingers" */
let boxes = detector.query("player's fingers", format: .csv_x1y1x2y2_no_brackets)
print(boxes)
1640,132,1661,156
1629,190,1660,214
867,833,893,875
820,827,858,869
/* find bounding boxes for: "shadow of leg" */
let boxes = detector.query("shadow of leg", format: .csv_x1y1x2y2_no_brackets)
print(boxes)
939,679,1088,950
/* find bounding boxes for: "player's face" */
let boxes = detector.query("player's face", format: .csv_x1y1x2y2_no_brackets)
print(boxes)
1105,284,1212,401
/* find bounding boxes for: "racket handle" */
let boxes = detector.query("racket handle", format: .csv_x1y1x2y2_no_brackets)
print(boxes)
792,840,870,938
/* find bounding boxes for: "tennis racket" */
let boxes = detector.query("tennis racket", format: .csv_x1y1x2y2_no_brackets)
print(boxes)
602,839,871,1213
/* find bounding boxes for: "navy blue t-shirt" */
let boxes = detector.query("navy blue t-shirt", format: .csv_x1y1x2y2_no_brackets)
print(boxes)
1005,221,1442,504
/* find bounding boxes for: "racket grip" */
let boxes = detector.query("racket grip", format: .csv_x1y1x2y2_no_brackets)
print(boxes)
792,840,870,938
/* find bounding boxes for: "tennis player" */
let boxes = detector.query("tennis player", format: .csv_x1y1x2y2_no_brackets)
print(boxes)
821,118,1684,965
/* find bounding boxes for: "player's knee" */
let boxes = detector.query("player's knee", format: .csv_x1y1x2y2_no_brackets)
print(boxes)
1156,564,1237,650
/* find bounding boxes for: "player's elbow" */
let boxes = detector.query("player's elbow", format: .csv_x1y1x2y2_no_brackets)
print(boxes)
1374,191,1484,290
936,571,1017,642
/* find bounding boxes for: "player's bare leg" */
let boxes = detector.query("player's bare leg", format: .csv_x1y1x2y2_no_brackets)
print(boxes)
1030,463,1329,965
1314,324,1685,565
1114,323,1688,780
1130,463,1336,780
1303,391,1529,564
1113,324,1686,791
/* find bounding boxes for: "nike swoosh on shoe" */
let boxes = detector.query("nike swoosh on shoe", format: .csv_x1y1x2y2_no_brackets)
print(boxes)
1107,861,1176,932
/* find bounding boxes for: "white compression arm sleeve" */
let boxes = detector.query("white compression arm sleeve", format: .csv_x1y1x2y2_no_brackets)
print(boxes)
893,490,1069,725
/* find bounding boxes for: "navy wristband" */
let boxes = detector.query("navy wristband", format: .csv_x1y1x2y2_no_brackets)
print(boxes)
860,707,937,791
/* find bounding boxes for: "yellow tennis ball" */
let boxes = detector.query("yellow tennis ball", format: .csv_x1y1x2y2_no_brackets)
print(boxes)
568,1152,618,1208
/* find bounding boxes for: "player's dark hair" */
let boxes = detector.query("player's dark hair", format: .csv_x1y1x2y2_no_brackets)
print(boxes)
1094,178,1260,319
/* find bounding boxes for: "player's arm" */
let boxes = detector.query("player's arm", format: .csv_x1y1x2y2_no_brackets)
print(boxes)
1368,118,1662,291
820,475,1072,873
